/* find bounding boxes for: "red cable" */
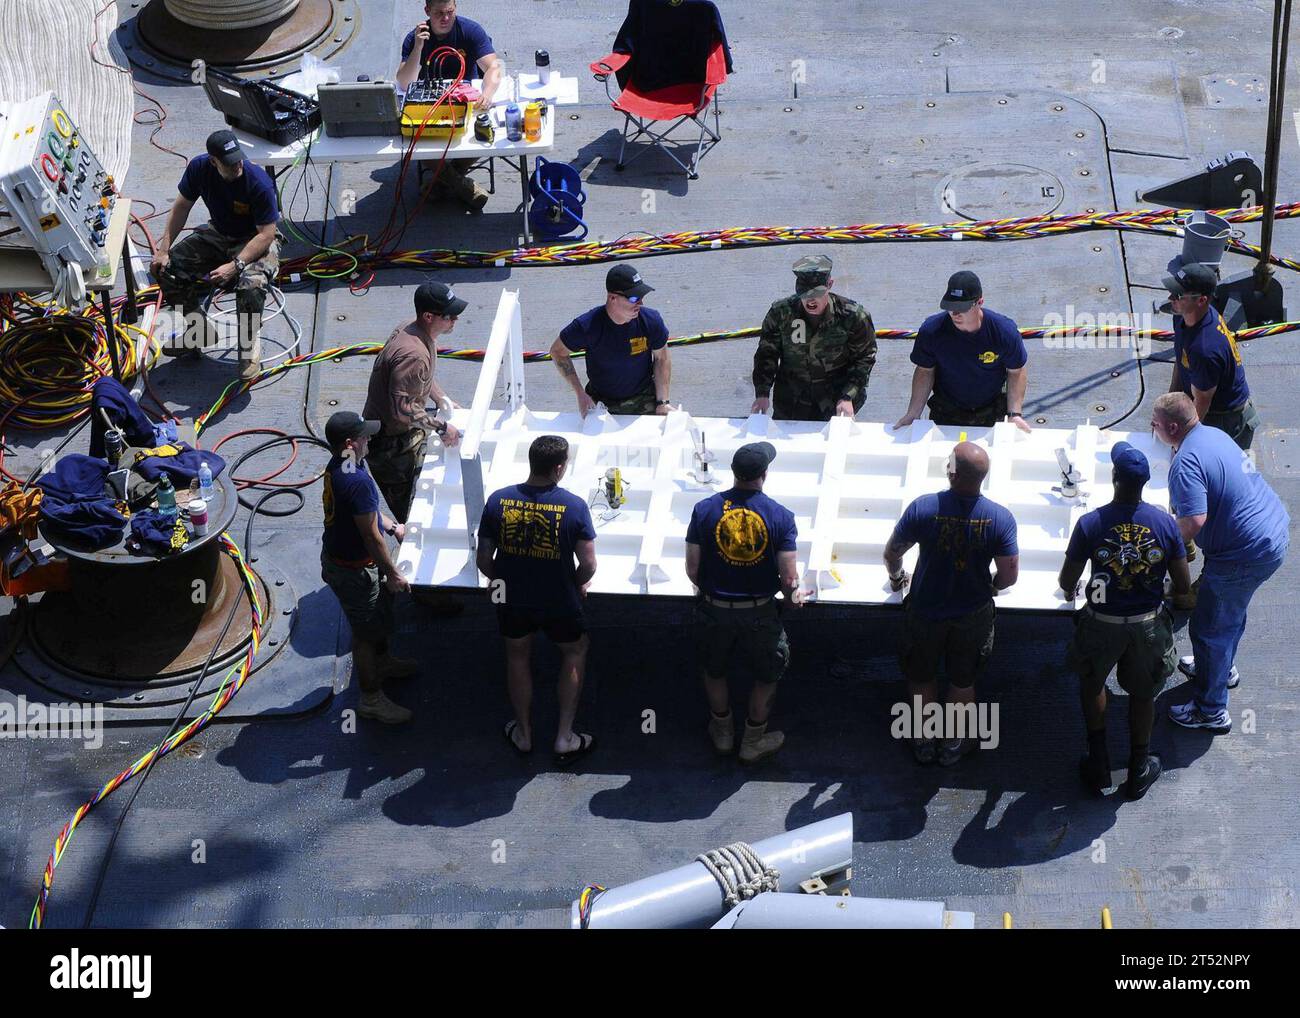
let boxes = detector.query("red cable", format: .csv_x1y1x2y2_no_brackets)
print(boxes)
208,427,325,489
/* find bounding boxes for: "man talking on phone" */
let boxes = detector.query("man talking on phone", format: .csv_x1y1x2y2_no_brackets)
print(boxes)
395,1,503,211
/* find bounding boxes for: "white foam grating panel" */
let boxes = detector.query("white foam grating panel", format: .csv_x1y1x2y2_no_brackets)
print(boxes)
397,407,1173,613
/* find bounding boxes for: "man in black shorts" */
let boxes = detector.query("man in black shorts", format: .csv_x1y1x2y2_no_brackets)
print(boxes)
476,436,598,764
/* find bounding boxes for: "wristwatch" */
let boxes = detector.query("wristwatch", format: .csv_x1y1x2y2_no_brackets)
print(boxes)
1009,411,1024,419
656,399,672,407
233,257,247,275
432,418,448,436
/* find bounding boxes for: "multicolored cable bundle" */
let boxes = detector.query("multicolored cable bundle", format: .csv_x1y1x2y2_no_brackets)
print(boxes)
0,291,160,431
279,201,1300,277
29,534,263,929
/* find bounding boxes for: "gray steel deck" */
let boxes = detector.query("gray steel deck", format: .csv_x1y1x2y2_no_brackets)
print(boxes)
2,0,1299,929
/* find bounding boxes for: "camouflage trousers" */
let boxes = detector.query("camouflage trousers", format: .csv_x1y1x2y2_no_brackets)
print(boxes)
927,387,1008,428
367,427,427,524
586,378,659,416
160,223,280,360
773,387,865,421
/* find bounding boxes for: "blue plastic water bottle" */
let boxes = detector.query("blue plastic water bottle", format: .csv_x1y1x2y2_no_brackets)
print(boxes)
505,103,523,142
198,461,214,502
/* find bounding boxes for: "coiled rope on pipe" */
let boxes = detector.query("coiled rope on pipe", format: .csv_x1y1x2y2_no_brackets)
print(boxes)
696,842,781,910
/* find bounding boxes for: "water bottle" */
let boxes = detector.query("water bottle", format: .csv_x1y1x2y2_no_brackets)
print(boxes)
156,474,177,519
198,461,214,503
535,49,553,86
524,102,543,142
505,103,523,142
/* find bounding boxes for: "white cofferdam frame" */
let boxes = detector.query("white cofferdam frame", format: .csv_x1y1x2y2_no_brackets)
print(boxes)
396,291,1173,612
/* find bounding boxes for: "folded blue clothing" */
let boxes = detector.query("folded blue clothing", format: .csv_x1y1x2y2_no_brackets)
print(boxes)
129,509,187,556
152,419,179,446
133,444,226,485
36,454,110,503
39,498,128,548
88,378,155,458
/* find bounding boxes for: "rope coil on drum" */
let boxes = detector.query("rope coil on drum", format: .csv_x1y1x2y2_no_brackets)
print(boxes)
164,0,300,30
695,842,781,910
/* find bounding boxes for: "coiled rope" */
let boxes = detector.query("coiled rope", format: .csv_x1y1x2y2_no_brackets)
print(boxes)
696,842,781,910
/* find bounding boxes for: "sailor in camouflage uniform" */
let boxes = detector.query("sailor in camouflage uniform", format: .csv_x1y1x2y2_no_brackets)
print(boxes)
751,255,877,421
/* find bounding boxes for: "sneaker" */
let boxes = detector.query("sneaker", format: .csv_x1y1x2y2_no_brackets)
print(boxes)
1167,701,1231,733
912,738,937,765
707,712,735,755
1078,753,1113,795
1123,755,1162,800
937,737,975,767
738,721,784,764
358,691,413,725
376,655,419,681
1178,655,1240,690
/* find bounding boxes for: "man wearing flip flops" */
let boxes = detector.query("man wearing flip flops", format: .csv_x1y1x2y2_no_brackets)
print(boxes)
476,435,599,764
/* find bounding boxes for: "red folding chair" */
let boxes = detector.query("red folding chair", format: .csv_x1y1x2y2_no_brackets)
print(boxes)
590,0,732,179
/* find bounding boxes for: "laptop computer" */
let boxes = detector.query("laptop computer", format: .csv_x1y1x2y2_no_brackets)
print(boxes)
318,81,403,138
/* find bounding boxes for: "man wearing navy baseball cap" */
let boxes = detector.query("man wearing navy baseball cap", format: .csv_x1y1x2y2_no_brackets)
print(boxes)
549,264,674,417
894,270,1032,433
685,441,805,763
320,411,419,725
1058,440,1191,799
151,129,282,380
1163,261,1260,450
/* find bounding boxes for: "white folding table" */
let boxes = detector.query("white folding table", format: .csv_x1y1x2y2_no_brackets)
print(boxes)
232,76,576,245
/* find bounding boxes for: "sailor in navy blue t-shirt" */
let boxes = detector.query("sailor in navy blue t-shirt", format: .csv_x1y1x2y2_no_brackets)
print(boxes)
686,442,803,763
395,2,502,108
884,441,1018,765
894,271,1031,431
319,412,417,726
549,264,674,417
1059,441,1191,799
476,435,599,763
151,130,281,380
1163,262,1260,450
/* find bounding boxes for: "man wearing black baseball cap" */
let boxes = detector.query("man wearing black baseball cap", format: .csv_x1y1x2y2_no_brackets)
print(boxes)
1058,441,1191,799
548,264,674,416
685,441,806,763
364,282,465,533
151,129,282,380
1163,262,1260,450
320,411,418,725
751,254,878,421
893,270,1032,433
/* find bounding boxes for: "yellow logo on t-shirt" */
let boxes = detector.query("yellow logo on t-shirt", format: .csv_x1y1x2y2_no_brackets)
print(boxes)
629,335,648,356
1180,350,1190,369
232,200,250,216
979,350,998,364
715,501,769,566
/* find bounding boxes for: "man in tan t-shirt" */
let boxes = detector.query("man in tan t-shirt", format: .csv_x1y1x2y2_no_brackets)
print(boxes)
363,282,465,525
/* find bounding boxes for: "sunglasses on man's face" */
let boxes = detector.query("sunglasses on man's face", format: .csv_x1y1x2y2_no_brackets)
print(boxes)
618,293,642,305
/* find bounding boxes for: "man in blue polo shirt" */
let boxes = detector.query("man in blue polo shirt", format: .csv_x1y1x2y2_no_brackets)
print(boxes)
549,264,674,416
884,442,1019,765
1152,392,1289,733
477,435,599,765
395,1,503,211
686,442,803,764
1163,262,1261,450
320,412,416,726
894,271,1032,432
151,130,280,380
1058,442,1191,800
